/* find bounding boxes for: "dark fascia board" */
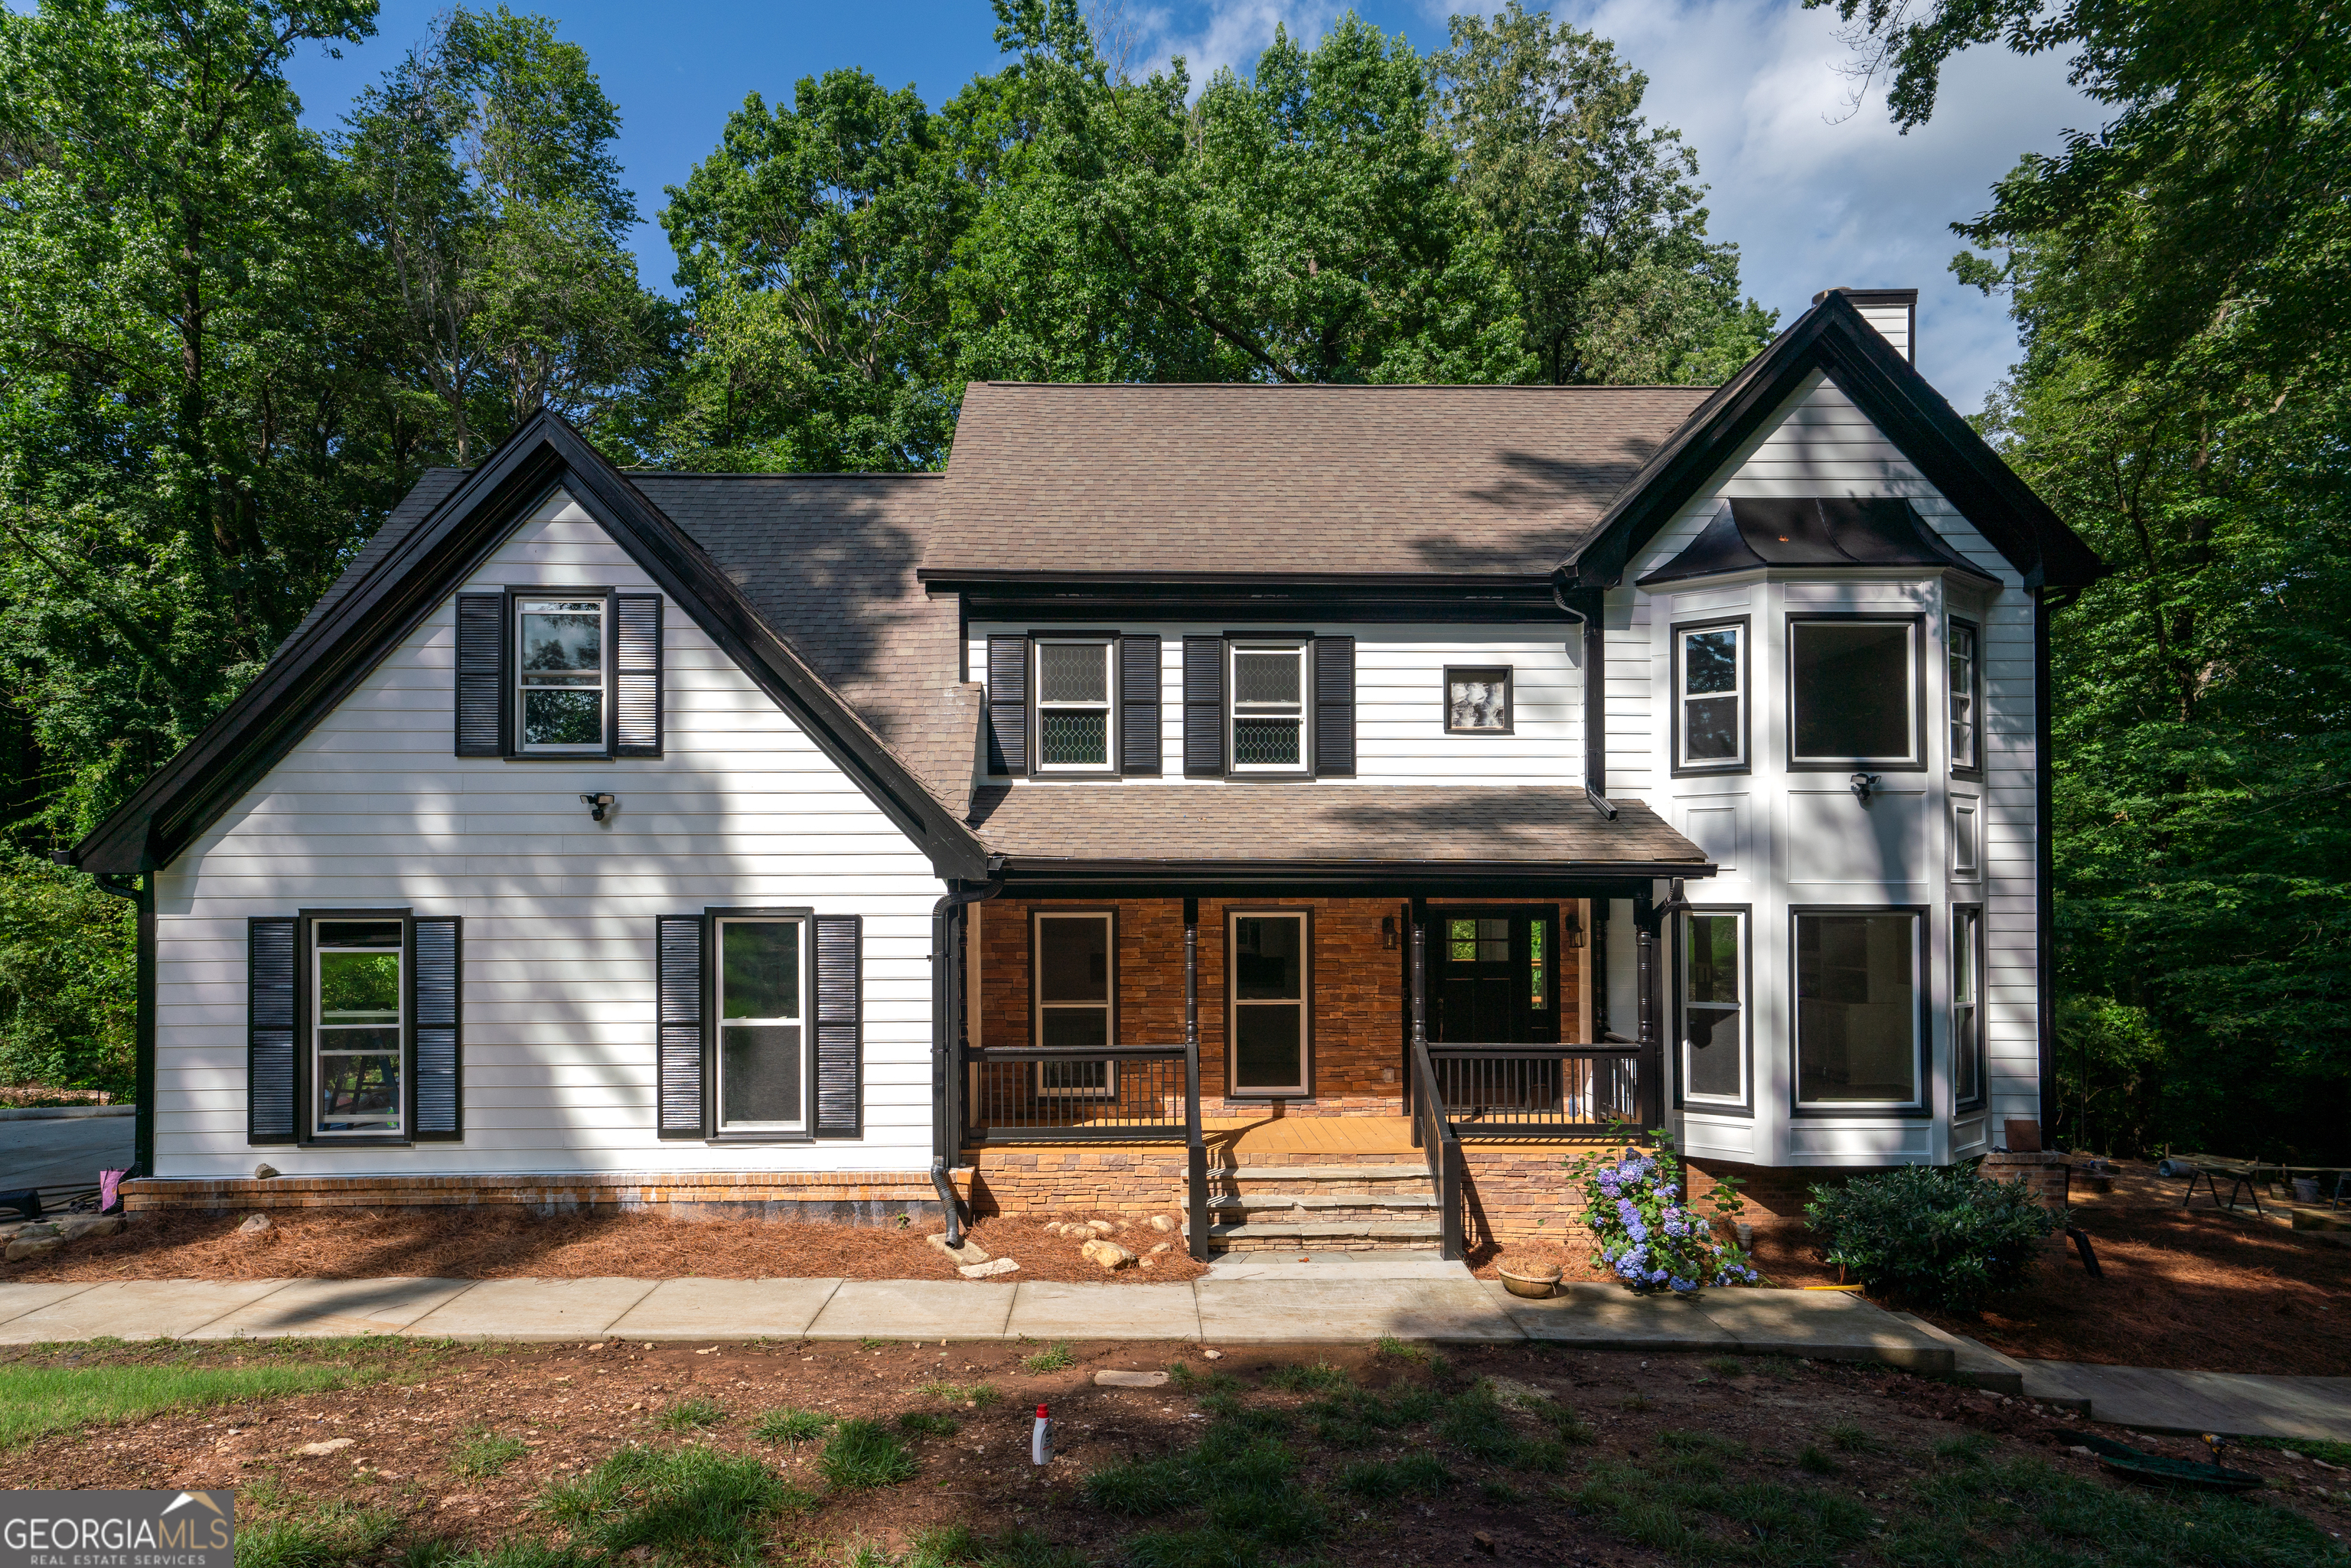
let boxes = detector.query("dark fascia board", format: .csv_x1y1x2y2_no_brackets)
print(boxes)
1564,292,2105,593
922,570,1560,624
995,857,1717,888
70,410,990,880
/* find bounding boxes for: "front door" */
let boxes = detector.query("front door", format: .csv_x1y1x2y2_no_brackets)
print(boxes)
1430,908,1558,1045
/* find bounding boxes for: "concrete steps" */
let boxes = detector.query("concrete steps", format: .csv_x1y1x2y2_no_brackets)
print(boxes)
1195,1161,1441,1253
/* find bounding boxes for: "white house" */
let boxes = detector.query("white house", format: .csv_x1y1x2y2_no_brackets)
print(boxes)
66,288,2101,1258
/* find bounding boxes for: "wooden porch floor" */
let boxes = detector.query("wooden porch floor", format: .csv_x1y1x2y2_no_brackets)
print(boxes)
1200,1116,1420,1157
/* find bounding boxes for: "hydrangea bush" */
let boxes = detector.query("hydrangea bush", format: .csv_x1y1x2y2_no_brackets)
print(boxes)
1564,1127,1758,1295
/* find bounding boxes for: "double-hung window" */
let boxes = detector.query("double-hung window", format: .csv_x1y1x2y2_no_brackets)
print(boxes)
517,598,607,752
1229,642,1309,772
1679,910,1746,1108
1674,621,1746,771
1794,908,1923,1110
1952,905,1985,1110
716,915,808,1133
1948,619,1981,773
1789,618,1922,768
1035,639,1116,772
313,921,406,1139
1034,911,1114,1095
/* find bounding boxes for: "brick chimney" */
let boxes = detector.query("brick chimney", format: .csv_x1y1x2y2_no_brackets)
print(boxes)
1812,287,1917,364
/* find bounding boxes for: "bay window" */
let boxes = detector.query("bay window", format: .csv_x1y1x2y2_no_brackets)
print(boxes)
1674,621,1746,771
1679,910,1746,1107
1794,908,1923,1110
1953,905,1985,1110
1789,617,1921,768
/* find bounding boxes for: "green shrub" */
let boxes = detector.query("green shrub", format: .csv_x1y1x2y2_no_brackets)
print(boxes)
1805,1163,2064,1312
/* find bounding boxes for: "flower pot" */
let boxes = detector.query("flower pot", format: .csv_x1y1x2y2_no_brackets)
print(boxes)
1498,1263,1564,1299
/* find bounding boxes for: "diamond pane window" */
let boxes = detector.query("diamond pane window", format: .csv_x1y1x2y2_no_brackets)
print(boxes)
1034,640,1114,770
1229,644,1306,771
517,599,605,750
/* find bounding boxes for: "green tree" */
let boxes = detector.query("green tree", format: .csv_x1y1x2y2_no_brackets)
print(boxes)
1818,0,2351,1158
1437,1,1774,385
0,0,394,833
340,5,667,460
954,0,1532,385
654,68,973,471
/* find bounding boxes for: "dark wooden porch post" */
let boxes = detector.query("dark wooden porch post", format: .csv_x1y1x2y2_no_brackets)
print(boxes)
1183,896,1210,1260
1634,885,1661,1136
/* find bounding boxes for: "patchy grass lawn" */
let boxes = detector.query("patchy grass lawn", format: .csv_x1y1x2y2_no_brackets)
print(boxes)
2,1334,2346,1566
0,1337,403,1449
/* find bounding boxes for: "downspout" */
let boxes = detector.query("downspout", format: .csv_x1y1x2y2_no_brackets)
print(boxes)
931,868,1003,1246
1554,570,1617,821
75,862,153,1184
2032,585,2062,1138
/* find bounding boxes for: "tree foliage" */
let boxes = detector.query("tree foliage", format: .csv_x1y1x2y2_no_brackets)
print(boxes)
1822,0,2351,1159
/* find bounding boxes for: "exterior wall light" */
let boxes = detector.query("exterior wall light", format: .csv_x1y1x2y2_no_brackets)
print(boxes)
580,792,617,823
1849,771,1883,802
1381,914,1398,950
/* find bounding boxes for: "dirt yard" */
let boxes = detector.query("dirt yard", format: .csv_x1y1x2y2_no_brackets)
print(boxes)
0,1208,1210,1286
5,1335,2344,1568
1472,1162,2351,1377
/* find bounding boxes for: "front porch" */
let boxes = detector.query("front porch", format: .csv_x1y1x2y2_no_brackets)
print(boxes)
946,892,1672,1260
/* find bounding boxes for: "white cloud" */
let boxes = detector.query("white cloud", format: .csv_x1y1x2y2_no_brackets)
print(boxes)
1136,0,1345,86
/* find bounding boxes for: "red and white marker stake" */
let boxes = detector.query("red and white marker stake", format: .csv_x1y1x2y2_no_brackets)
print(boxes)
1031,1403,1052,1465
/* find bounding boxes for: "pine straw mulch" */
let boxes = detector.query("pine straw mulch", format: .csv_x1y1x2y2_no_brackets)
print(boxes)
0,1208,1209,1286
1469,1162,2351,1377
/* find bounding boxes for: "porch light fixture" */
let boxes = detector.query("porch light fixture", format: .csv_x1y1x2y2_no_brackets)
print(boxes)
1848,771,1883,803
580,792,617,823
1381,915,1399,951
1564,910,1584,949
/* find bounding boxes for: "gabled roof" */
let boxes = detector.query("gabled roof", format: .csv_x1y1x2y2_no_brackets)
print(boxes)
67,412,990,879
927,382,1709,577
1565,291,2104,592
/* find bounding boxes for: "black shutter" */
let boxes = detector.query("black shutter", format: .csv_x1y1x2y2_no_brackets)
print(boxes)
247,918,298,1144
411,917,462,1139
1314,635,1356,777
1182,635,1225,777
613,594,662,757
986,635,1029,775
455,593,507,757
814,914,862,1138
656,915,708,1139
1119,634,1162,775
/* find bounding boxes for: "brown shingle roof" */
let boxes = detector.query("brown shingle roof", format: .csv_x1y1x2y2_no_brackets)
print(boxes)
966,784,1709,869
929,383,1712,576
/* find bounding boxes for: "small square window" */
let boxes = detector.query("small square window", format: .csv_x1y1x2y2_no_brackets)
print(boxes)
1445,667,1512,734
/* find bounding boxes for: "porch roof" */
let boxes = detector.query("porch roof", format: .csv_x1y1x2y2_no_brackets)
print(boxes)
965,784,1711,879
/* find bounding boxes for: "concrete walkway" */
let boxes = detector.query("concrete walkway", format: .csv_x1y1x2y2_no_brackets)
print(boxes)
2020,1359,2351,1442
0,1272,1957,1369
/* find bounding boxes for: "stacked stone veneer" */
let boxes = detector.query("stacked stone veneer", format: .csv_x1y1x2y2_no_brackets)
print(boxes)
122,1171,949,1225
976,895,1582,1117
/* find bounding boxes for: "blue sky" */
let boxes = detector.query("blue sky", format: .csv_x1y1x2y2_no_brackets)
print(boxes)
272,0,2096,412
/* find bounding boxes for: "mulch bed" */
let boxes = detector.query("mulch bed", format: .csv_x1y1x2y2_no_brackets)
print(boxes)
1472,1162,2351,1376
8,1337,2345,1565
0,1208,1208,1286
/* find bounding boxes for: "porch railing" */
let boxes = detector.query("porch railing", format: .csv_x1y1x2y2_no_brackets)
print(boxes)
1430,1045,1640,1136
964,1045,1192,1142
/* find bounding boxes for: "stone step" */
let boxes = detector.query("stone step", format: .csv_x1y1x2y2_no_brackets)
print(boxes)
1208,1194,1437,1223
1212,1163,1431,1182
1193,1218,1444,1253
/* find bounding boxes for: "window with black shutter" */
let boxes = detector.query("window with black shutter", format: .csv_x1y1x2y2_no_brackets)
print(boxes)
655,908,852,1141
453,590,662,759
248,913,465,1145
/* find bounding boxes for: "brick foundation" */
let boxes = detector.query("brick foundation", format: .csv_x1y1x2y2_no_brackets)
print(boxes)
957,1146,1191,1223
1981,1150,2071,1208
122,1172,951,1225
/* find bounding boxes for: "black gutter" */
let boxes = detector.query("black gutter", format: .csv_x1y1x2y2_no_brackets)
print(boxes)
1553,571,1617,821
73,862,152,1184
931,871,1004,1247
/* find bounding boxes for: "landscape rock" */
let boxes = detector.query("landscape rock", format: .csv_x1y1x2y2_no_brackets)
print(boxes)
296,1439,354,1457
1147,1214,1176,1233
1093,1370,1169,1388
253,1163,279,1179
926,1233,991,1266
1081,1238,1136,1271
237,1213,273,1236
1084,1220,1115,1236
1202,1348,1224,1360
60,1214,124,1242
5,1236,63,1263
958,1257,1019,1279
1149,1241,1172,1254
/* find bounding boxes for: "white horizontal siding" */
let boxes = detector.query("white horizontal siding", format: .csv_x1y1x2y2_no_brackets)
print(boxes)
153,491,944,1181
967,624,1586,786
